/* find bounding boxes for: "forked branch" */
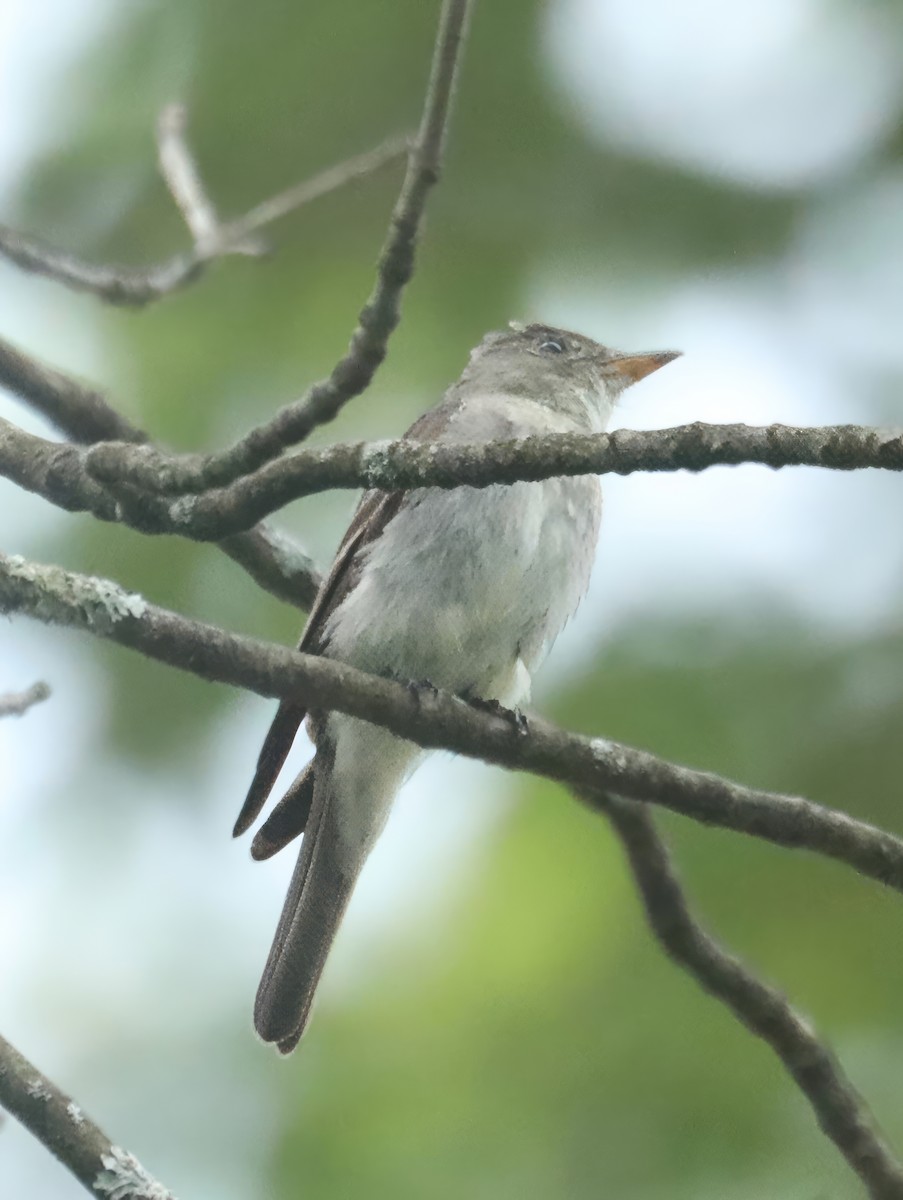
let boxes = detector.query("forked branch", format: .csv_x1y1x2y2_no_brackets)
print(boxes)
0,336,320,608
83,0,474,495
0,126,407,307
82,419,903,538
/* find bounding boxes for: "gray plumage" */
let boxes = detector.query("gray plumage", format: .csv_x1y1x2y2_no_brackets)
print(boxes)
235,322,678,1051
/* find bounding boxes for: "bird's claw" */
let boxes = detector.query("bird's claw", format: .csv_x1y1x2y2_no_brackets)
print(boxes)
406,677,439,702
468,696,530,735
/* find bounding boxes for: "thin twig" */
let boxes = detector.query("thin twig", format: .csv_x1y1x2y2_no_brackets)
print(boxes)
3,550,903,897
596,793,903,1200
0,1033,177,1200
214,133,411,251
0,222,196,305
157,103,236,254
114,0,473,495
0,132,408,307
157,103,412,261
0,342,320,608
80,420,903,541
0,680,50,717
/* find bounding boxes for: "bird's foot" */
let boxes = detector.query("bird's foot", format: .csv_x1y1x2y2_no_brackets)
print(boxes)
405,677,439,702
468,696,530,736
512,707,530,737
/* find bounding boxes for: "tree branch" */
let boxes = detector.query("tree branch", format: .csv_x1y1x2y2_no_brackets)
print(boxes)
597,793,903,1200
0,129,408,307
6,410,903,554
0,333,147,445
200,133,412,255
0,0,474,596
156,102,258,257
0,1032,177,1200
0,340,320,608
101,0,474,495
3,549,903,896
81,420,903,541
155,103,413,263
0,680,50,717
218,526,320,610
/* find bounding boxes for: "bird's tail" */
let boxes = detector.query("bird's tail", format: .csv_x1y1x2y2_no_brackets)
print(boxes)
253,757,357,1053
252,717,420,1051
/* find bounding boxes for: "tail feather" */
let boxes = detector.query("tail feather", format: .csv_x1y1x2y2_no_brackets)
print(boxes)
252,719,415,1050
250,764,316,861
234,701,306,837
254,761,357,1048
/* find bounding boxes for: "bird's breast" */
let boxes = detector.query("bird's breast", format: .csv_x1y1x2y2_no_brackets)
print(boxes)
324,475,601,700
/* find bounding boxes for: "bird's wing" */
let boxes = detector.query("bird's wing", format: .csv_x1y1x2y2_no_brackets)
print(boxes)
232,487,405,838
233,400,459,841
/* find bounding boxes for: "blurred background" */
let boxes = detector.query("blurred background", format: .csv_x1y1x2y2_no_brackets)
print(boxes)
2,0,903,1196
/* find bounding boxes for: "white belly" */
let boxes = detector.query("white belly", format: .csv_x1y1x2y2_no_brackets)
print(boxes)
323,475,601,705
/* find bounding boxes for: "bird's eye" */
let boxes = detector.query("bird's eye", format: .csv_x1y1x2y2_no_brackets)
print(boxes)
539,338,566,355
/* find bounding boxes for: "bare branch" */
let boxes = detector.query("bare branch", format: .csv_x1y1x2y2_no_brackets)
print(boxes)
156,103,238,254
0,0,468,593
3,550,903,896
0,1032,177,1200
156,103,412,262
0,342,320,607
0,680,50,717
0,131,407,307
0,333,147,445
213,133,411,252
4,414,901,612
597,794,903,1200
0,222,191,306
115,0,474,495
82,420,903,541
218,526,320,609
0,417,115,516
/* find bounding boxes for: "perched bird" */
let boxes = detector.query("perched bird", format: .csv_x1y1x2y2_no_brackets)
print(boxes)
235,322,678,1051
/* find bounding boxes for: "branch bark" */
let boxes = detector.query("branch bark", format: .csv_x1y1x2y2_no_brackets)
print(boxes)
3,549,903,897
82,420,903,540
6,410,902,583
0,333,148,445
0,1033,176,1200
0,339,320,608
6,411,903,545
598,794,903,1200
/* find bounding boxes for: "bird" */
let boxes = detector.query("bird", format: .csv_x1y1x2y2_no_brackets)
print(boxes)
234,321,679,1052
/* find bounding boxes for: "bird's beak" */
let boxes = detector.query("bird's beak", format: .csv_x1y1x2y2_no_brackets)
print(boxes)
604,349,682,384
